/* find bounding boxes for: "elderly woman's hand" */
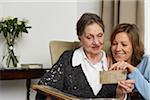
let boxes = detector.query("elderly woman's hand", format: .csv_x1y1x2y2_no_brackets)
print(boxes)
116,79,135,100
109,61,136,73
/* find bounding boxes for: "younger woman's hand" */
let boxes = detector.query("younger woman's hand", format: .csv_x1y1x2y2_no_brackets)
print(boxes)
109,61,136,73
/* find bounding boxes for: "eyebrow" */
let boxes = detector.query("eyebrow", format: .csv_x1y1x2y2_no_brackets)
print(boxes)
85,32,104,36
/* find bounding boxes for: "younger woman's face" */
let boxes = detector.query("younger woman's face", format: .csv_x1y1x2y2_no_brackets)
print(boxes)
79,23,104,56
111,32,133,63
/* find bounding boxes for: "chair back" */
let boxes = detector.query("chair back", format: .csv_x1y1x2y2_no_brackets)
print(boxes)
49,40,80,64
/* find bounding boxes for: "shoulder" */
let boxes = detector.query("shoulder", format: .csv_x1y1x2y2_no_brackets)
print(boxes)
142,54,150,62
59,49,75,59
143,50,150,59
141,54,150,81
51,49,75,71
56,50,75,64
138,54,150,73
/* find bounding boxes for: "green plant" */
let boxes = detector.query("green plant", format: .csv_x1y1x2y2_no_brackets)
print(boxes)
0,17,31,67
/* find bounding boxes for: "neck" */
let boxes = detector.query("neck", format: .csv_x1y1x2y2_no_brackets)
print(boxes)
85,52,103,64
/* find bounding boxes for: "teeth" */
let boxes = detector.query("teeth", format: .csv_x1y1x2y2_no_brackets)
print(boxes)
115,53,124,55
115,52,124,54
115,54,125,58
116,53,124,54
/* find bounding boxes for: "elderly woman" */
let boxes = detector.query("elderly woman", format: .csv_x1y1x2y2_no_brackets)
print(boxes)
36,13,134,100
109,23,150,100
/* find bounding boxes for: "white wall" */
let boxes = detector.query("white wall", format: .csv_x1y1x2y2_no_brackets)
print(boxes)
0,0,100,100
0,1,77,68
145,0,150,54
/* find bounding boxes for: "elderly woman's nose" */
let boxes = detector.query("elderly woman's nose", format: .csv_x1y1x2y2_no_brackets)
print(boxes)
93,37,99,44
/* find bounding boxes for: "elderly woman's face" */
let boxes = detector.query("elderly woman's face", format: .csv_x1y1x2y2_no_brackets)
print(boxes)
79,23,104,55
111,32,133,63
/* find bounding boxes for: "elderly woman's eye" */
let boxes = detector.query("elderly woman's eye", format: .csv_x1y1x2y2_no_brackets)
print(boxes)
86,36,92,39
97,33,103,37
112,42,117,45
87,37,90,39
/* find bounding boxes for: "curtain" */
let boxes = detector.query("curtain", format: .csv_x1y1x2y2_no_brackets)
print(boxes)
99,0,144,43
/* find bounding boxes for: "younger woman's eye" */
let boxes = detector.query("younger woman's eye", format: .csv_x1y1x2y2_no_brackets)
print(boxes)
122,44,128,46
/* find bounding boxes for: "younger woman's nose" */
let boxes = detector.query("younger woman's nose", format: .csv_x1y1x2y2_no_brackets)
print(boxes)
116,44,122,51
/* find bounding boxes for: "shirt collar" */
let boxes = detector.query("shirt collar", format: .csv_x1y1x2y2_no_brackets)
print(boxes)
72,47,108,70
72,47,84,67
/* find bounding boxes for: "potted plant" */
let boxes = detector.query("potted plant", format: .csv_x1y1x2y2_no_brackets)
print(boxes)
0,17,31,68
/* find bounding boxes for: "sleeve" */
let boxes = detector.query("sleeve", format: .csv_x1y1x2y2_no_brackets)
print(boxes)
128,68,150,100
35,51,69,100
38,62,65,89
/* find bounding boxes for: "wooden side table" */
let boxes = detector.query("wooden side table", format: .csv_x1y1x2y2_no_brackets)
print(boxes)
0,68,49,100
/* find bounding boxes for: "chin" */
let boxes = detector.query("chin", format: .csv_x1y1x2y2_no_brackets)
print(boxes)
116,59,125,62
92,51,100,55
89,48,101,55
114,57,124,62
